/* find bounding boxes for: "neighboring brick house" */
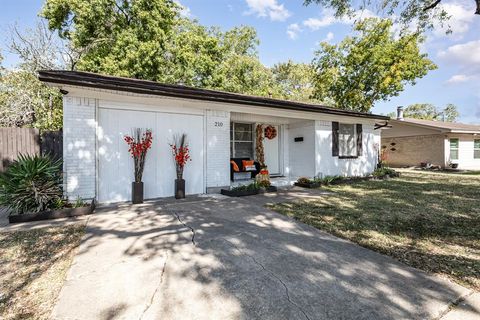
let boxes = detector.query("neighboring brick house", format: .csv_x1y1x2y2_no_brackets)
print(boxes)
39,70,387,203
382,107,480,170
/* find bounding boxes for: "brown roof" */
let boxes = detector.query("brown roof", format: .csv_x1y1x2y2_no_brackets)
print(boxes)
397,118,480,133
38,70,389,120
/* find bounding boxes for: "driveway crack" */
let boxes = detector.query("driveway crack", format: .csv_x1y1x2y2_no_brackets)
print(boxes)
171,211,196,245
139,253,168,320
222,238,311,320
435,289,476,320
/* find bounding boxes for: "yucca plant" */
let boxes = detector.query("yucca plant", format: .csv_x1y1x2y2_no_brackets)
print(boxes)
0,154,63,214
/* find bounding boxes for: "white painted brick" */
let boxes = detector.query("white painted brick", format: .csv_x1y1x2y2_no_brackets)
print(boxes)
205,110,230,188
63,95,97,200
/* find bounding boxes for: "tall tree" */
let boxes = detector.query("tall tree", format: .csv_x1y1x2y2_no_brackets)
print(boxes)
402,103,439,120
42,0,181,80
443,103,460,122
41,1,279,97
0,70,63,130
272,60,316,102
388,103,460,122
311,18,436,112
303,0,480,33
2,21,65,130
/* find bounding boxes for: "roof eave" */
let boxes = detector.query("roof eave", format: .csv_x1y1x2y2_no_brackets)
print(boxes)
38,71,390,121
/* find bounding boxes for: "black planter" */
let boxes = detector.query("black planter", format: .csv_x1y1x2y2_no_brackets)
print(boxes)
132,182,144,204
175,178,185,199
221,188,259,197
9,199,96,224
294,182,321,189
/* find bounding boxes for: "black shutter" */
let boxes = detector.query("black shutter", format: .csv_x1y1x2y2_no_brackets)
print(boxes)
332,122,339,157
356,124,363,157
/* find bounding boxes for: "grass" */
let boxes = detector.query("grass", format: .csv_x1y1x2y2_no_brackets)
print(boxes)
0,225,85,320
269,169,480,290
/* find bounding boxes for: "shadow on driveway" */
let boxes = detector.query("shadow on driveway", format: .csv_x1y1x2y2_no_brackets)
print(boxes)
52,189,475,320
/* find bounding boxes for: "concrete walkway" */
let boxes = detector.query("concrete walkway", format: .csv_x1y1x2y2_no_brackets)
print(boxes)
52,189,477,320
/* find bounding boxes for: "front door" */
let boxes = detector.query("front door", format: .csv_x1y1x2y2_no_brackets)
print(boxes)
264,125,280,175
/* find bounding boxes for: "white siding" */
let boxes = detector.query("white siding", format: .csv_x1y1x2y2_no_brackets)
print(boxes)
446,134,480,170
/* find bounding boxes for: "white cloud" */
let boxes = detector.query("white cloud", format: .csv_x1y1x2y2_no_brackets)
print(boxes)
287,23,302,40
446,74,473,84
433,2,475,38
323,31,334,42
303,9,377,30
303,11,337,30
438,40,480,68
245,0,291,21
440,41,480,90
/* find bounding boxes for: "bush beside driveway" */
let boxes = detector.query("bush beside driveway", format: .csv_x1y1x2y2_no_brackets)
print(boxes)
270,169,480,290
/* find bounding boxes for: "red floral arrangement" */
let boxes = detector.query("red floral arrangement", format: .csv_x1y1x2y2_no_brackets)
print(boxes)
124,128,153,183
170,133,191,180
264,125,277,140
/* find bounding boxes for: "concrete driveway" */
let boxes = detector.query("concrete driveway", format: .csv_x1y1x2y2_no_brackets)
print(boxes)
52,189,475,320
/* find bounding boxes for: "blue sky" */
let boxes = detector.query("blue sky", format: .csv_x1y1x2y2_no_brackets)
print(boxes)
1,0,479,123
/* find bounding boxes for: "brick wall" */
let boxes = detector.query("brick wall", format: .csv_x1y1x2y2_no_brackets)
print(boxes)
205,110,230,191
381,134,445,167
63,96,97,200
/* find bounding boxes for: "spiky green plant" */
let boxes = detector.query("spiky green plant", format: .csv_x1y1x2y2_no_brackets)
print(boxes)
0,154,63,214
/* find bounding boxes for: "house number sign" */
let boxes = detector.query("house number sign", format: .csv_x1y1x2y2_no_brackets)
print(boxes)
214,121,224,127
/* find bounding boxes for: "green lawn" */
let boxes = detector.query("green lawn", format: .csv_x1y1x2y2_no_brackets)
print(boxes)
0,226,85,320
269,170,480,290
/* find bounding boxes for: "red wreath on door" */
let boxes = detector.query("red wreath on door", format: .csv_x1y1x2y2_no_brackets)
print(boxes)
264,125,277,140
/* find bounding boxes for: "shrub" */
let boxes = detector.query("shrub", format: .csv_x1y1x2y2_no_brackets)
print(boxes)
257,180,271,188
296,177,312,185
231,182,259,192
372,167,399,178
315,175,343,185
0,154,63,214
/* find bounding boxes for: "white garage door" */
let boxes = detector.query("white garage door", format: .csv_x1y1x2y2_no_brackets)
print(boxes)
98,108,204,203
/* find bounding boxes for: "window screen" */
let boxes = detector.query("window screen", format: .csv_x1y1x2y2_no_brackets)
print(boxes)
450,139,459,160
474,139,480,159
230,122,254,158
339,123,357,157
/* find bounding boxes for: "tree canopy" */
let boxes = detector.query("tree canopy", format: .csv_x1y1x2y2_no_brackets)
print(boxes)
303,0,480,33
311,18,436,112
389,103,460,122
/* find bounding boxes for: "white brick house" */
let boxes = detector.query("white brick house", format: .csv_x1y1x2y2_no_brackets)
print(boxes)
39,70,388,203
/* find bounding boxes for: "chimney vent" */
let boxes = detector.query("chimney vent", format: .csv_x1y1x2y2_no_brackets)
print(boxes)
396,106,404,121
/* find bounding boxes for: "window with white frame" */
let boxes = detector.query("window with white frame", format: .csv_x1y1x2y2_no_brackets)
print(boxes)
450,138,459,160
339,123,357,157
474,139,480,159
230,122,254,158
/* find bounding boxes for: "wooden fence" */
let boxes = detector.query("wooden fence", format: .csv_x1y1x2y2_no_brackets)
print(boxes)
0,128,62,172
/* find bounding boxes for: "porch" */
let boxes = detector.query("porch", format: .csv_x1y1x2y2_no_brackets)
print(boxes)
229,112,316,187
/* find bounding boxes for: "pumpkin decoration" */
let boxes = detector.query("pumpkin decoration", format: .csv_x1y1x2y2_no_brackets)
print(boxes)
264,125,277,140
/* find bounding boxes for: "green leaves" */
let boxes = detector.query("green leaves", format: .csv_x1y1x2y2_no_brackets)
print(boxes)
401,103,460,122
0,154,63,214
312,18,436,112
0,70,63,130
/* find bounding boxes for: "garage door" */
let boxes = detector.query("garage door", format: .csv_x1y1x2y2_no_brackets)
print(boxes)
98,108,204,202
